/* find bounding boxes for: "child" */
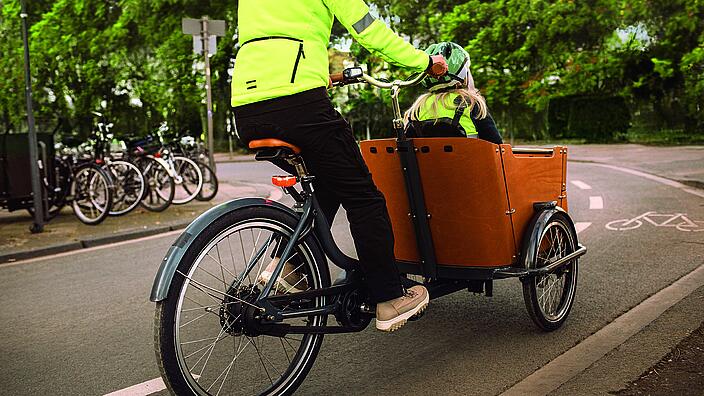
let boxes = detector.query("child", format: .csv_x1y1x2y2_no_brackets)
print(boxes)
404,42,503,144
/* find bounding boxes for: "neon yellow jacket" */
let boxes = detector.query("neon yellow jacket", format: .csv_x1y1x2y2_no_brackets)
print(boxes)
415,94,478,136
231,0,429,107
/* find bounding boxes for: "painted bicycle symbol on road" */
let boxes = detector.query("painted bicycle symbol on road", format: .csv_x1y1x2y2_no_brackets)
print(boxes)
606,211,704,232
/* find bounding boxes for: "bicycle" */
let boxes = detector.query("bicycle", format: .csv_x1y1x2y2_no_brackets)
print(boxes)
90,114,146,216
123,135,176,213
167,134,219,202
150,68,586,395
151,124,204,205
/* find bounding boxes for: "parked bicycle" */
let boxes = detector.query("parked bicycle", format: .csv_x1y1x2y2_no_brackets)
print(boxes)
89,113,146,216
165,133,218,202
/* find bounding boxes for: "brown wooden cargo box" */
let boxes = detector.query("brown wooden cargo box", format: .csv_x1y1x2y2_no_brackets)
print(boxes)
360,138,567,269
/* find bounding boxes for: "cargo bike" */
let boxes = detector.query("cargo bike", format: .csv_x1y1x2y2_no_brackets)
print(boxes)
150,68,587,395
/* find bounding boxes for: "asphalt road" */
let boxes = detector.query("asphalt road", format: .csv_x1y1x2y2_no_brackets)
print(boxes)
0,159,702,395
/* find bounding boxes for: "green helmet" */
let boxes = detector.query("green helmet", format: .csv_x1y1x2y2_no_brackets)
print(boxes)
422,42,471,91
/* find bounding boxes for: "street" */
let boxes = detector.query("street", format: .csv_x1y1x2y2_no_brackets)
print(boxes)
1,157,703,395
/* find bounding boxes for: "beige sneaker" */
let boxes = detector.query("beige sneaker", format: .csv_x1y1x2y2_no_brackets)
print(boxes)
257,258,309,293
375,285,429,332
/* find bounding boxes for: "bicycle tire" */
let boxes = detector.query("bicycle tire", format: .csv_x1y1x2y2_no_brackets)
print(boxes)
522,211,579,331
137,156,175,212
194,161,218,201
71,162,113,225
171,156,203,205
105,159,146,216
155,206,330,396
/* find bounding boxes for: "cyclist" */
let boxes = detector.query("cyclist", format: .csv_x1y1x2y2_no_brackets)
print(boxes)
232,0,448,331
404,42,503,144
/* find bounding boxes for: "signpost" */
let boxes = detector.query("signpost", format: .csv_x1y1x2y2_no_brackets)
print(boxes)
20,0,44,233
182,16,226,172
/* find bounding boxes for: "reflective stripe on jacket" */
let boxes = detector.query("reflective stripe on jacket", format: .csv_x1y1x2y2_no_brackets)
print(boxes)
415,94,478,136
231,0,429,107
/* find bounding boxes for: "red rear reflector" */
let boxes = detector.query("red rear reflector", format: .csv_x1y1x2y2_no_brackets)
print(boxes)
272,176,297,188
154,151,162,158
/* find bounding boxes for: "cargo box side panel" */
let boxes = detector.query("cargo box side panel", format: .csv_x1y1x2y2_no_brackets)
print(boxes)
502,146,564,248
415,138,516,267
360,139,420,262
561,147,568,211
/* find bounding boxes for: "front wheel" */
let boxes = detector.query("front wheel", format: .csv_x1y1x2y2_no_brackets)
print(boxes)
172,156,203,205
155,206,330,396
104,160,145,216
522,211,579,331
71,163,113,225
137,156,175,212
195,161,218,201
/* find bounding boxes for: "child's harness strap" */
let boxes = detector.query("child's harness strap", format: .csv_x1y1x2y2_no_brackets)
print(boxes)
451,96,467,128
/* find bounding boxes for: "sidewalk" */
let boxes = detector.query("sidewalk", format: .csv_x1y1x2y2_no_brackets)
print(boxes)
0,181,274,263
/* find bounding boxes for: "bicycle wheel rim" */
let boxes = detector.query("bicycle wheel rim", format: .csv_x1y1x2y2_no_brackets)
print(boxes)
532,220,578,322
106,160,145,216
172,219,325,395
172,157,203,205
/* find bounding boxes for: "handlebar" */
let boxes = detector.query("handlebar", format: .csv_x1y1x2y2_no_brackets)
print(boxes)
330,67,427,89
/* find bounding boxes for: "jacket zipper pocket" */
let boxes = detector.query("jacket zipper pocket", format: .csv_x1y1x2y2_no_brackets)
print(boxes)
290,43,305,83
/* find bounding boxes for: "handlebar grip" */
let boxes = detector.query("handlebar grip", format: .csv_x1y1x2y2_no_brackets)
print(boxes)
430,63,446,76
330,73,344,84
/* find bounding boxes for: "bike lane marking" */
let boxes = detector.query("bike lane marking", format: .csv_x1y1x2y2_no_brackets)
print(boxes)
570,180,592,190
104,377,166,396
574,222,592,233
501,263,704,396
589,196,603,210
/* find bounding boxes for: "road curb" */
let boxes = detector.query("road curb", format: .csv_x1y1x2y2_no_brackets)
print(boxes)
0,220,192,264
0,241,84,263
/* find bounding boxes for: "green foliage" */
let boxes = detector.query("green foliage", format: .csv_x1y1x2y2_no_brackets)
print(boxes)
1,0,702,145
548,95,631,142
0,0,238,141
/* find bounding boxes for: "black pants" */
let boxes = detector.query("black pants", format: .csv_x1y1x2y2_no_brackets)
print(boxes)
234,88,403,303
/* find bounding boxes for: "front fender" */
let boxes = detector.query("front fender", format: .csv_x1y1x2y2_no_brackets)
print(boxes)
520,204,579,269
149,197,296,302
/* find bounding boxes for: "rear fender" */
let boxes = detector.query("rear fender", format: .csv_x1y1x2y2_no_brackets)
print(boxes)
149,197,296,302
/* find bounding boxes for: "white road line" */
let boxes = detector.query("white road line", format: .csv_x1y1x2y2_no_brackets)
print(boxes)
501,263,704,396
570,180,592,190
683,188,704,199
103,377,165,396
574,222,592,234
590,163,703,198
589,196,604,210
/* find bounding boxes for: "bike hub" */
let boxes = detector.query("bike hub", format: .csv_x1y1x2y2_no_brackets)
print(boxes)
220,284,262,337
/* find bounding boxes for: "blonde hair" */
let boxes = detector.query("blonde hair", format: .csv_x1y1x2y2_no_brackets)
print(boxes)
404,72,488,124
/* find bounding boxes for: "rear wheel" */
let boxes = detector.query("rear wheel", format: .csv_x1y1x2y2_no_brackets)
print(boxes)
155,206,330,396
522,211,579,331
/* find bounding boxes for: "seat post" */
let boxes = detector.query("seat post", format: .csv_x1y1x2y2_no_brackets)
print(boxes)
286,154,308,178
